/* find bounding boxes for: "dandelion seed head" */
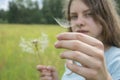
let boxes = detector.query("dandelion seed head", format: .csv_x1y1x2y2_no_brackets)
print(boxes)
32,39,39,45
19,32,49,54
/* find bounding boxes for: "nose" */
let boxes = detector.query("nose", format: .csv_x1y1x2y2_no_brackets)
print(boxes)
75,16,85,27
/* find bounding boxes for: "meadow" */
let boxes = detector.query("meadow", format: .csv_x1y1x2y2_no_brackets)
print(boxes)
0,24,67,80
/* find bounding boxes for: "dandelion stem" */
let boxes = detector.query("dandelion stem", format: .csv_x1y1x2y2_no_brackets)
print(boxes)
32,40,42,64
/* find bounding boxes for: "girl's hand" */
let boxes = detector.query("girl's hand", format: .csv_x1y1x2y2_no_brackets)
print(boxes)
37,65,59,80
55,32,112,80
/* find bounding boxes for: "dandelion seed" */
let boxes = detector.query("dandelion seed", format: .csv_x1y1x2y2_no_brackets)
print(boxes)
54,18,71,28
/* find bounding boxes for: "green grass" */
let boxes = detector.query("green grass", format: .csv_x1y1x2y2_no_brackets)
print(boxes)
0,24,67,80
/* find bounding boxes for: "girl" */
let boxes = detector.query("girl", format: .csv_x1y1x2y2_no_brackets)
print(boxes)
37,0,120,80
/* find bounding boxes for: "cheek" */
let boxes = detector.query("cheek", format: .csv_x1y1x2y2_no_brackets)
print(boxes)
91,24,103,38
87,20,103,34
87,20,101,30
97,25,103,34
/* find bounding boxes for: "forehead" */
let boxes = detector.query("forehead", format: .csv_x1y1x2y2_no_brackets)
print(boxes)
70,0,89,13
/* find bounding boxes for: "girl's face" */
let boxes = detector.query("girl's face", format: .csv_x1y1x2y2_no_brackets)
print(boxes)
70,0,103,40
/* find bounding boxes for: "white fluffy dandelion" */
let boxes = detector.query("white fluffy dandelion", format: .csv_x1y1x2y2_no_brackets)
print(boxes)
19,32,49,59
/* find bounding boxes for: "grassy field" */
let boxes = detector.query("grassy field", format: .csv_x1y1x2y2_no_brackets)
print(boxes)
0,24,67,80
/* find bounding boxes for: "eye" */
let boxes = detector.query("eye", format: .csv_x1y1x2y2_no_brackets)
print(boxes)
70,15,78,20
84,12,93,17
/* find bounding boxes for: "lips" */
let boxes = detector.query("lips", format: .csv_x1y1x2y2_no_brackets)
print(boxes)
76,30,89,34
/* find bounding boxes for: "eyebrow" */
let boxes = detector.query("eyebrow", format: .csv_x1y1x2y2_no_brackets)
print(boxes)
70,9,91,14
83,9,91,13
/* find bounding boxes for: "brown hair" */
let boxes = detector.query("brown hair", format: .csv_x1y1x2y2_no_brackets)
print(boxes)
63,0,120,47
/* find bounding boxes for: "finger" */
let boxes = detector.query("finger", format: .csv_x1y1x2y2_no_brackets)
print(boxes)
66,61,96,79
41,71,52,77
37,65,47,71
47,66,59,80
47,66,56,72
55,40,104,59
57,32,103,49
61,51,100,68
